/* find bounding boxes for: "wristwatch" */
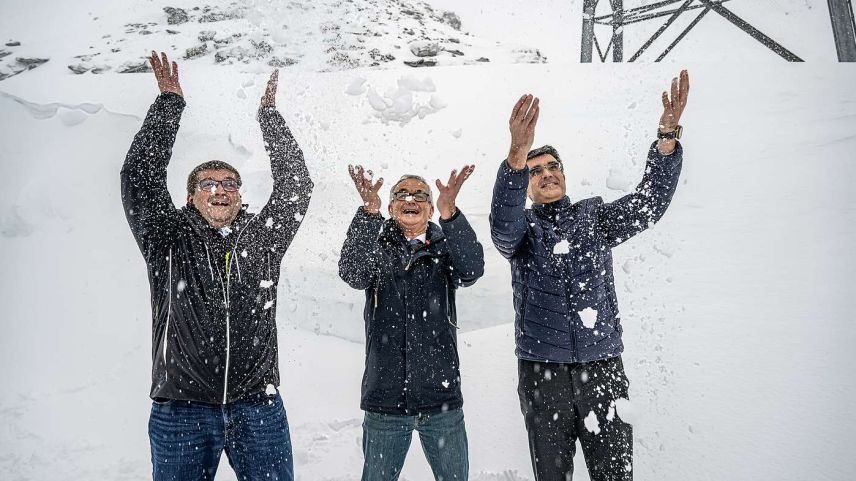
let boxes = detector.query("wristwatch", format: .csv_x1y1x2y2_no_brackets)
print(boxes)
657,125,682,140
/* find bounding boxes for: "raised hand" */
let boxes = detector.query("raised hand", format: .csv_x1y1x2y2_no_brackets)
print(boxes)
507,94,540,170
435,165,475,220
659,70,689,131
149,51,183,97
261,69,279,108
348,165,384,214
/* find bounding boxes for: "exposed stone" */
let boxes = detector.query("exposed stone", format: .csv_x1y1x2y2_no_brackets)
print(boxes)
185,43,208,59
166,29,180,35
268,57,298,68
404,58,437,67
369,48,395,62
0,50,10,60
68,64,90,74
215,46,250,63
16,57,49,67
5,41,21,47
198,30,216,42
163,7,189,25
409,41,440,57
441,11,462,31
251,40,273,56
476,57,490,62
118,60,152,73
444,48,464,57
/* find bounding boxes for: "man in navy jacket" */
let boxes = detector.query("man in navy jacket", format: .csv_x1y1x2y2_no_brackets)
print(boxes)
339,164,484,481
489,71,690,481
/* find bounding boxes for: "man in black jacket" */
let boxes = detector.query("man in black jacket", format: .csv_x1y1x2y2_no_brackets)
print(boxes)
339,164,484,481
490,71,689,481
121,52,313,481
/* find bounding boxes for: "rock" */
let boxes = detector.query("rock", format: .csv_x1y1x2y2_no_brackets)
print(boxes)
0,50,10,60
448,37,460,44
444,48,464,57
91,65,110,74
215,46,250,63
118,60,151,73
198,30,216,42
163,7,189,25
442,11,462,30
5,41,21,47
476,57,490,62
251,40,273,56
139,30,153,35
16,57,49,67
369,49,395,63
166,29,180,35
268,57,298,68
404,58,437,68
185,43,208,59
68,64,90,74
409,41,440,57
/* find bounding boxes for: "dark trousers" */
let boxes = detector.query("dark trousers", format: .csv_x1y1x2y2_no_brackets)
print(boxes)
518,356,633,481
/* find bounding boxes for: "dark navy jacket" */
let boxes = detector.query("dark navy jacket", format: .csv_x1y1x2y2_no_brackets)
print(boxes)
489,142,682,363
121,93,313,404
339,208,484,415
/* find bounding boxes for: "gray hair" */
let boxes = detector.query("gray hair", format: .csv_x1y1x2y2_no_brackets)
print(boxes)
389,174,433,202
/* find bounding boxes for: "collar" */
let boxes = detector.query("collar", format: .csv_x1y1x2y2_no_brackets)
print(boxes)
532,196,572,219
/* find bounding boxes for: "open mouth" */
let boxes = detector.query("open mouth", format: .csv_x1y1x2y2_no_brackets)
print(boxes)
402,206,420,215
540,180,559,188
208,197,231,207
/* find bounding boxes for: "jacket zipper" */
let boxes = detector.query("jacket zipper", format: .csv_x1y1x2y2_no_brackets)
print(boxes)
162,248,172,376
222,250,232,404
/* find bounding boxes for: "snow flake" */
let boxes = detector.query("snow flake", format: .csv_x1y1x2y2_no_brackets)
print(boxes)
579,307,598,329
584,410,601,435
263,300,274,310
553,240,570,254
265,384,277,395
260,280,274,289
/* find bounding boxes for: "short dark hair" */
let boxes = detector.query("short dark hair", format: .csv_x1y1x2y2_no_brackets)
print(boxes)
186,160,242,195
526,145,562,163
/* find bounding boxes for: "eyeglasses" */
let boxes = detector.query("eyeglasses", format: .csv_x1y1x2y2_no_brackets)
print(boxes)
392,190,431,202
528,161,563,178
198,178,240,192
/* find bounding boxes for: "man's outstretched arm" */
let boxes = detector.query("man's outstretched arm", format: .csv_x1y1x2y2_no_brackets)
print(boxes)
338,165,385,290
120,51,185,257
255,70,314,252
598,70,690,247
489,95,540,259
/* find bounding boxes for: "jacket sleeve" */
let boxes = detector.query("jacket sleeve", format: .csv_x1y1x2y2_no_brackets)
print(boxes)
120,92,186,257
440,210,485,287
489,160,530,259
254,106,314,252
338,207,385,290
597,141,683,248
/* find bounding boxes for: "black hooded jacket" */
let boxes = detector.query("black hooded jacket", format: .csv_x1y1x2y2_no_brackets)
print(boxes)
121,92,313,404
339,207,485,415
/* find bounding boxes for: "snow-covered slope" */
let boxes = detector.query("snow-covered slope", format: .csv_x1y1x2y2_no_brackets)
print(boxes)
1,0,855,480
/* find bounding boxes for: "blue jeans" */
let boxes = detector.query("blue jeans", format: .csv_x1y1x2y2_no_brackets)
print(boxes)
148,391,293,481
361,409,468,481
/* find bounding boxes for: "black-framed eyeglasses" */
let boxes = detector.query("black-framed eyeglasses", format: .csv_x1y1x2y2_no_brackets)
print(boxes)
198,178,241,192
392,190,431,202
528,161,563,178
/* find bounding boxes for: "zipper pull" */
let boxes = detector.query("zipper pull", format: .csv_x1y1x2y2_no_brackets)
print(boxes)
225,251,231,278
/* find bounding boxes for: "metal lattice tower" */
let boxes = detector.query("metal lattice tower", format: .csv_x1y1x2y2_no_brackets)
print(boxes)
581,0,856,62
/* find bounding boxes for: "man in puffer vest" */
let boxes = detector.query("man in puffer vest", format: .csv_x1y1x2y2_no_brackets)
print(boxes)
121,52,313,481
339,164,484,481
490,70,690,481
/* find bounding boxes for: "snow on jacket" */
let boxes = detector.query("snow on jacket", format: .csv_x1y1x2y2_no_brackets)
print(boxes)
489,142,682,363
121,92,313,404
339,207,484,415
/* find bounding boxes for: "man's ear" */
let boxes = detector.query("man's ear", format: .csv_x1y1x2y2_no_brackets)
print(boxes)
187,193,193,204
387,203,393,217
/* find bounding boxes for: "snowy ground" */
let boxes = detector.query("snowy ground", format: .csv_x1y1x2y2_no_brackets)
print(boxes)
1,1,856,480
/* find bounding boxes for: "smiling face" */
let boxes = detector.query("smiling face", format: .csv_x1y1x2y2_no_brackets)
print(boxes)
388,177,434,235
187,168,242,229
526,154,567,204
